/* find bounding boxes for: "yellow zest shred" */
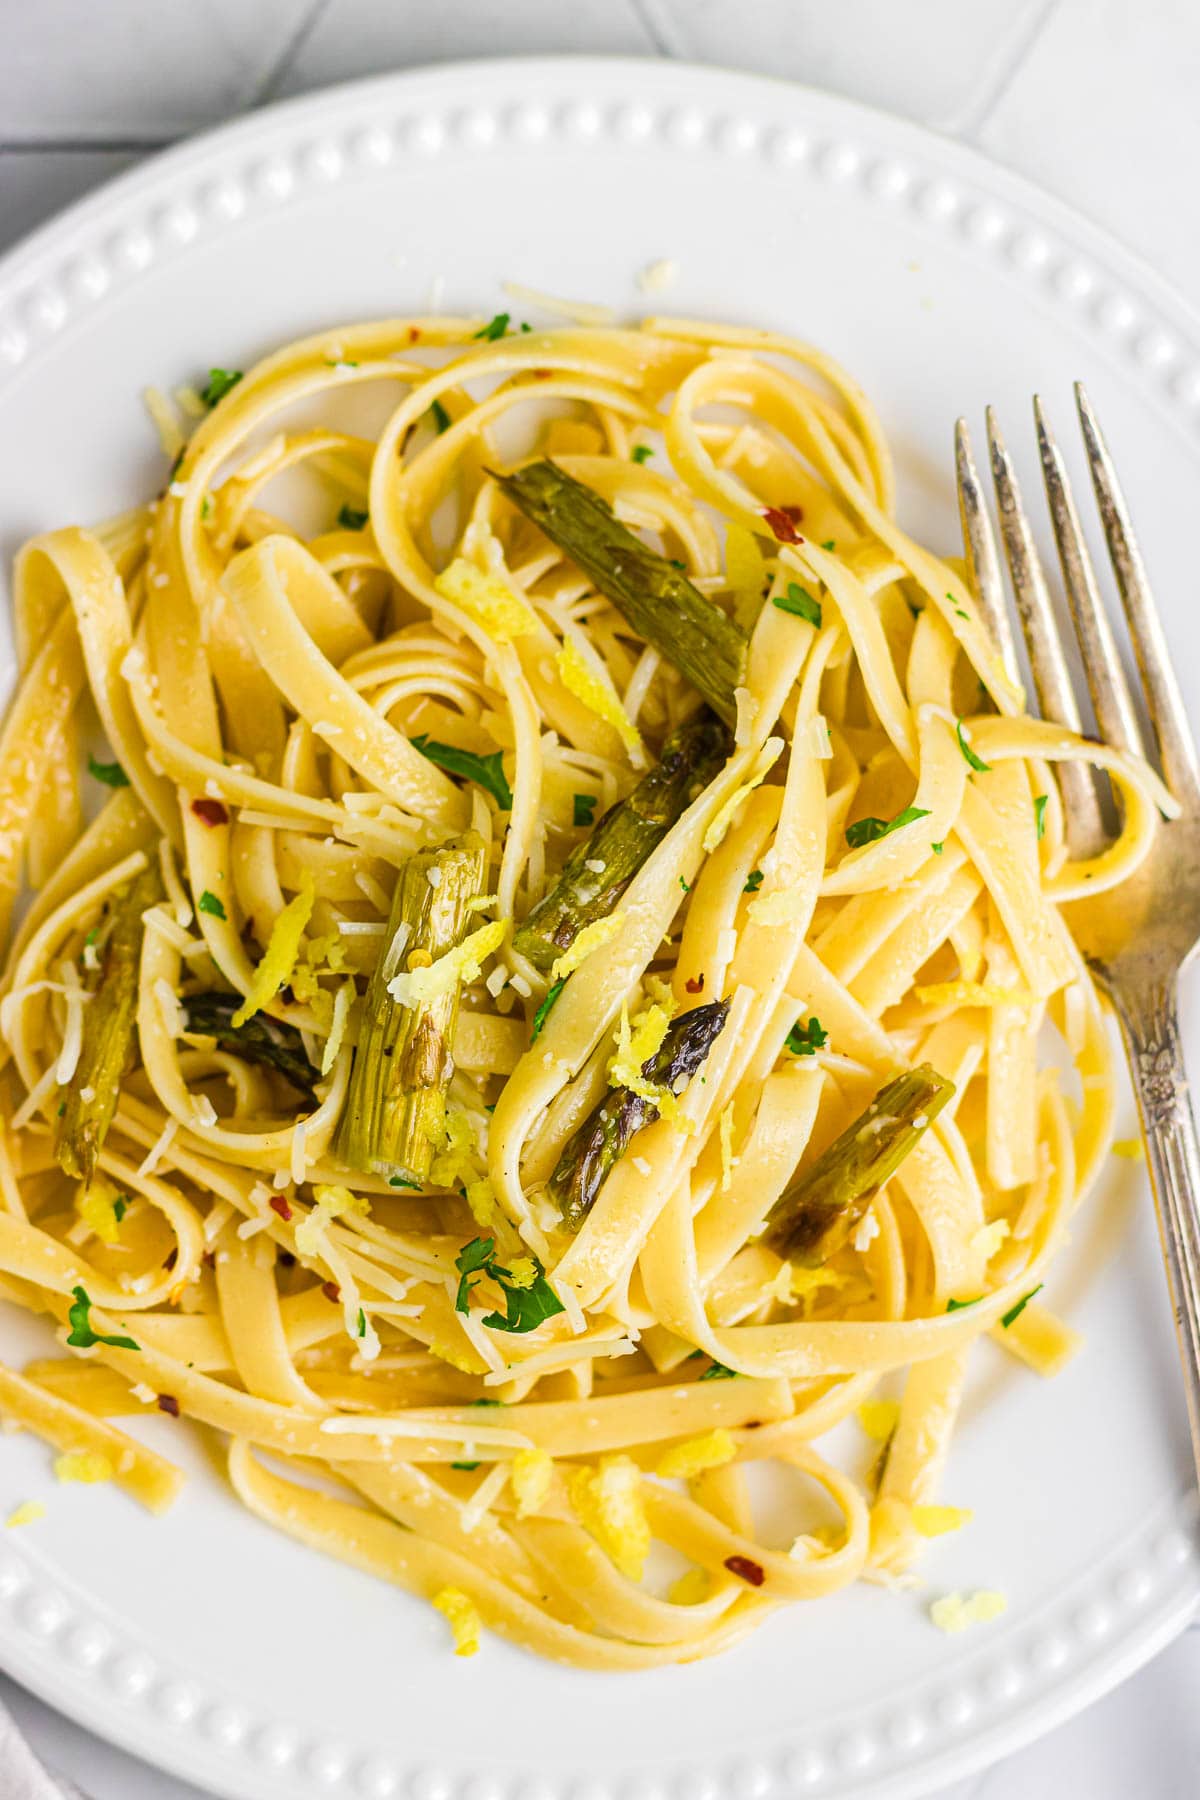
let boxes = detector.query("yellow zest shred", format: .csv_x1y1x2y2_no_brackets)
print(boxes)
321,976,355,1077
6,1500,46,1528
295,1184,368,1257
702,739,782,853
387,918,506,1007
75,1182,124,1246
607,1001,678,1118
790,1266,851,1304
430,1110,483,1191
668,1566,710,1606
556,641,642,757
914,980,1035,1010
912,1504,974,1538
1112,1137,1144,1160
505,1257,538,1290
929,1589,1007,1634
719,1104,736,1192
568,1455,651,1581
655,1428,736,1481
233,873,315,1027
465,1177,496,1227
509,1446,553,1518
435,558,539,642
54,1450,114,1485
431,1585,482,1656
429,1338,487,1375
550,911,624,983
856,1399,900,1442
725,522,767,629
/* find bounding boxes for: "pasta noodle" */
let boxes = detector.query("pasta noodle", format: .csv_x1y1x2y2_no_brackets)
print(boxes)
0,311,1172,1665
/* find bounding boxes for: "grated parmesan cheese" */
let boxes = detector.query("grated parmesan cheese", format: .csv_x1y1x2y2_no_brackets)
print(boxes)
637,259,678,294
54,963,87,1086
321,977,355,1076
138,1116,178,1178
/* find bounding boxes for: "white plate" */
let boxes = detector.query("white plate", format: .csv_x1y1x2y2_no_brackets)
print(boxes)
1,55,1199,1800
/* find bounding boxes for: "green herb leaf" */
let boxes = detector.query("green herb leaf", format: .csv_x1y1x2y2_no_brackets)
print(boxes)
473,312,510,341
337,504,368,530
531,979,565,1041
744,869,764,893
1034,793,1048,840
197,890,226,920
1001,1284,1043,1329
202,368,242,407
356,1308,367,1338
679,875,691,894
66,1285,140,1352
773,582,822,627
631,445,653,464
956,719,992,774
698,1359,738,1380
845,805,931,850
481,1260,565,1335
821,539,836,551
112,1196,128,1223
454,1235,496,1313
785,1016,828,1057
946,1296,981,1313
428,398,451,434
451,1460,481,1471
410,735,512,811
388,1174,422,1189
469,1397,503,1407
931,841,944,855
88,754,129,789
573,793,597,829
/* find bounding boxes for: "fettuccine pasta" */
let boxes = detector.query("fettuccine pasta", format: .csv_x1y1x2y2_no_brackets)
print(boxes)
0,311,1170,1666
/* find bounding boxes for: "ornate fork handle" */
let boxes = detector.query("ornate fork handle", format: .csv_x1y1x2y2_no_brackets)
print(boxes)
1116,978,1200,1476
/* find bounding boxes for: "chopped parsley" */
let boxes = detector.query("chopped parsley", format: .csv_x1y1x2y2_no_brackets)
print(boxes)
197,890,226,920
698,1358,738,1381
631,444,653,464
744,869,764,893
956,718,992,773
785,1016,828,1057
573,793,597,829
669,559,687,570
679,876,691,894
428,398,451,434
1001,1285,1043,1329
531,979,565,1040
112,1196,129,1223
931,841,944,855
325,357,360,368
337,504,368,530
821,539,836,551
845,805,931,850
356,1308,367,1338
1034,793,1048,839
473,312,510,341
202,368,242,407
410,735,512,811
946,1296,981,1313
88,754,129,789
388,1174,422,1189
453,1235,565,1334
772,582,822,628
451,1460,481,1472
66,1285,139,1352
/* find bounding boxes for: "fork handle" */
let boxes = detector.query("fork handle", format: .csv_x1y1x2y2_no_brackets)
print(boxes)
1117,979,1200,1483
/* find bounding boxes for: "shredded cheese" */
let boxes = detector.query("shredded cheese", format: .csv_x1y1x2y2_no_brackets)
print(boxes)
295,1184,368,1257
556,641,642,757
321,977,355,1076
233,873,315,1027
434,558,539,642
387,918,506,1007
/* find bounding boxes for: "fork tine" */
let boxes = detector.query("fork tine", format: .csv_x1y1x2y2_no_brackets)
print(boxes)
955,418,1020,684
1034,396,1145,759
1076,382,1200,806
985,406,1107,851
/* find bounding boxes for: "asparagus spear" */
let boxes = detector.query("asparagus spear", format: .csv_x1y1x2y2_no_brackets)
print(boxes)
494,460,747,727
514,711,731,970
550,1000,730,1230
764,1064,955,1268
335,837,485,1184
182,992,319,1103
55,864,164,1183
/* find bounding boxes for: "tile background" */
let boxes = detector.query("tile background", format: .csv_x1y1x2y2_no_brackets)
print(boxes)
2,3,1198,1794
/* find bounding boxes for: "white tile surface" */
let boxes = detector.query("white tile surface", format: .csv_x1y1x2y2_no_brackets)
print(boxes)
2,3,1200,1796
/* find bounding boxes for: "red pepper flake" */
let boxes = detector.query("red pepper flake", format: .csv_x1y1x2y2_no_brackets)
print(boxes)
157,1394,180,1417
724,1554,766,1587
201,1249,215,1268
321,1280,341,1304
269,1195,294,1222
779,503,804,525
408,326,421,342
190,797,229,827
163,1247,178,1273
762,507,804,545
532,369,552,380
685,974,705,994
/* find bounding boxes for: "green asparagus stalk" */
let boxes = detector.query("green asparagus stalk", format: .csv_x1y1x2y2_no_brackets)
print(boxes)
550,1000,730,1230
182,992,320,1103
764,1064,955,1267
335,836,485,1184
55,863,164,1183
494,460,748,727
514,711,731,970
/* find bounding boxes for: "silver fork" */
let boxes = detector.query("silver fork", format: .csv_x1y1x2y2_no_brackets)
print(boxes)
956,387,1200,1484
